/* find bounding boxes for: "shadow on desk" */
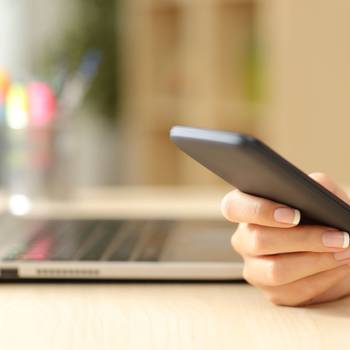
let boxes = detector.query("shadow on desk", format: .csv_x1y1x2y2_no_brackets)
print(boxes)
307,296,350,319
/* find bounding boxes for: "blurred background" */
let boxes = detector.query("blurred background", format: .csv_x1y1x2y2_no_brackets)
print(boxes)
1,0,350,197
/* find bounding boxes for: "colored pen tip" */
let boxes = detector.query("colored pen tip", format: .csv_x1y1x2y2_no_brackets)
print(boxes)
5,83,29,129
28,82,57,127
0,68,11,94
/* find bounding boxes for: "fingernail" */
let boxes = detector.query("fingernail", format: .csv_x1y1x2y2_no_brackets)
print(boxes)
334,246,350,261
274,208,300,225
322,231,350,249
221,193,231,219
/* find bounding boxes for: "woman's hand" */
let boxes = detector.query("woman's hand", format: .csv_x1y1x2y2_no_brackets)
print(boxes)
221,173,350,306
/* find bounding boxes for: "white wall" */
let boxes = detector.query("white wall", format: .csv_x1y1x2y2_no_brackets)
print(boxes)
0,0,77,77
0,1,32,77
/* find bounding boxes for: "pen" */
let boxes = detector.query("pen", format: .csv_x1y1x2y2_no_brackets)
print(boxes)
52,59,69,98
5,83,29,129
3,83,30,195
58,49,102,120
28,82,57,127
0,69,10,121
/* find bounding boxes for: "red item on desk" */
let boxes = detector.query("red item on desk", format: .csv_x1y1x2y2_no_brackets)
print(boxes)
28,82,57,127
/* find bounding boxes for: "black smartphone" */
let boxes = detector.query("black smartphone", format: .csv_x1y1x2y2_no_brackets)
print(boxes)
170,125,350,231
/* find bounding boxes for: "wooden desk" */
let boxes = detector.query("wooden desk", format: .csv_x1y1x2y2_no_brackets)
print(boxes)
1,187,349,349
0,283,349,350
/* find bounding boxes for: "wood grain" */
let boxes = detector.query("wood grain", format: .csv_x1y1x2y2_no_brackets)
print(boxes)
0,283,349,350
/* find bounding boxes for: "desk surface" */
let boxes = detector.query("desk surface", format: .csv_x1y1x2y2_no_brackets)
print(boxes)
1,283,350,350
1,187,350,349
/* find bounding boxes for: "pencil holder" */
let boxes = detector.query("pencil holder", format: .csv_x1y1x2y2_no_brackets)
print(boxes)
2,124,75,201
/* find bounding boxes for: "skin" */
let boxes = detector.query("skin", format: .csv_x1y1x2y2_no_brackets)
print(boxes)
221,173,350,306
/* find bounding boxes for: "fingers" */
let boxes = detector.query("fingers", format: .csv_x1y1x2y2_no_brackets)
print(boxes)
307,269,350,304
221,190,300,228
222,172,350,306
243,251,350,287
261,265,350,306
221,172,349,228
232,224,350,256
309,172,350,204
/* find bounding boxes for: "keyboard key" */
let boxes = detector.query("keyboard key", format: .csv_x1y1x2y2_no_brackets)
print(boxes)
48,220,99,260
80,222,122,261
104,222,142,261
137,221,172,261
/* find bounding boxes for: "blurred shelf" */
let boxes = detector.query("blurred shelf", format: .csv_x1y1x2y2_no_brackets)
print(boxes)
151,0,256,7
121,0,262,185
125,96,259,131
151,0,188,10
217,0,257,6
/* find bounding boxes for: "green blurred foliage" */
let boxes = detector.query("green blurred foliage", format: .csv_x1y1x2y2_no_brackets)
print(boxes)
39,0,120,120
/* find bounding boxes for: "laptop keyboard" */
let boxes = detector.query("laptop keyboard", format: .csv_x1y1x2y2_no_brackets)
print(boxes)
0,218,172,262
0,216,240,264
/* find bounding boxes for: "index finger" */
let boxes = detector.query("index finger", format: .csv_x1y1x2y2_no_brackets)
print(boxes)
221,190,300,228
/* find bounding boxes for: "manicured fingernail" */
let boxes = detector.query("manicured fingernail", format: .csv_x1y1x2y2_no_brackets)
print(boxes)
322,231,350,249
334,246,350,261
221,193,231,219
274,208,300,225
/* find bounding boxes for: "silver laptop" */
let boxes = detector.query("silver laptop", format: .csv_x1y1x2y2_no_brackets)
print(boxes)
0,215,243,281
